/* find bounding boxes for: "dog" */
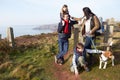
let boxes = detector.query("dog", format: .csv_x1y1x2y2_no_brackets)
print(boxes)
99,51,115,69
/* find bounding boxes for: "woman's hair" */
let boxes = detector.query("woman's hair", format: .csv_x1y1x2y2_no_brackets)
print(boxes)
76,43,84,49
83,7,95,20
61,4,69,14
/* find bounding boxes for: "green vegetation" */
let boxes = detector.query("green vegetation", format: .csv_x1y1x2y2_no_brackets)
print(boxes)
0,34,58,80
0,33,120,80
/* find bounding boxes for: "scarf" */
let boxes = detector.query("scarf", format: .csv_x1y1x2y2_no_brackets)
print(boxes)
63,20,69,34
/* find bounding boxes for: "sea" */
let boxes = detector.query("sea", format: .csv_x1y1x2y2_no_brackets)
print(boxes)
0,25,53,39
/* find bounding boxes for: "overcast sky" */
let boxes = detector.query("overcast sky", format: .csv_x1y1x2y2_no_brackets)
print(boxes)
0,0,120,26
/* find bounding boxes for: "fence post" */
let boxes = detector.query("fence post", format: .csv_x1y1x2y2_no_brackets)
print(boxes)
0,34,1,40
7,27,15,47
103,22,109,50
74,26,79,48
99,17,104,32
107,18,114,51
73,24,84,48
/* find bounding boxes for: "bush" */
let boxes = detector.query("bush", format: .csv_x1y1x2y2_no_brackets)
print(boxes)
0,40,12,63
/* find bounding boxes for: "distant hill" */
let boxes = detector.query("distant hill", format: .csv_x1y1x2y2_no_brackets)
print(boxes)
33,23,58,32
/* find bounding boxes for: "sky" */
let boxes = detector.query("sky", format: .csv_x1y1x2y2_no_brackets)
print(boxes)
0,0,120,26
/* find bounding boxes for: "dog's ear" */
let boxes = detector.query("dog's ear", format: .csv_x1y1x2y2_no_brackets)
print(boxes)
103,51,112,57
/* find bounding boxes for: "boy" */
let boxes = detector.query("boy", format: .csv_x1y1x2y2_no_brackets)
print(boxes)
55,13,77,65
70,42,104,76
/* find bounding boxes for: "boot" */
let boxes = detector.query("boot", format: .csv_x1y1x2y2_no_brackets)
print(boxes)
83,65,89,72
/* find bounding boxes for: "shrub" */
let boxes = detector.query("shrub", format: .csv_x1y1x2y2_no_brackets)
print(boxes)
0,40,12,63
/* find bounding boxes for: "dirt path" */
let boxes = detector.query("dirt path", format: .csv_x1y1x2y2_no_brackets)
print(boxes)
52,50,83,80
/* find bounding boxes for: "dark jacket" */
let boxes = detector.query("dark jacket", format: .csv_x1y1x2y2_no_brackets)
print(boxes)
58,20,77,39
74,47,84,64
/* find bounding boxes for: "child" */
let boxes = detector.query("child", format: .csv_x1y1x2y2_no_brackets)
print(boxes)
70,42,104,76
55,13,77,65
60,4,69,20
70,43,89,76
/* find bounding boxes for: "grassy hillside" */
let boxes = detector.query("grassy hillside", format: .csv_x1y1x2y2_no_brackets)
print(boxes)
0,33,120,80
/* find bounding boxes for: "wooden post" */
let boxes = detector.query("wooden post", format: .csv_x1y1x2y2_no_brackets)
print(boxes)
79,26,84,44
0,34,1,40
107,18,114,51
103,22,109,50
7,27,15,47
99,17,103,32
74,27,79,48
73,24,84,48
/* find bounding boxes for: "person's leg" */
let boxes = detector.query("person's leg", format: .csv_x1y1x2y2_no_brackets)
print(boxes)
60,39,69,63
55,38,64,64
78,56,89,72
56,38,64,59
84,36,92,61
56,39,68,64
84,36,93,65
78,56,86,67
63,39,69,56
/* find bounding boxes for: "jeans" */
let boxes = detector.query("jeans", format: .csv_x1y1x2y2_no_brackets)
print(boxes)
57,38,69,60
83,36,94,62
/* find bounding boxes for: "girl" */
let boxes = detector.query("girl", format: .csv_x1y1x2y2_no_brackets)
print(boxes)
60,4,70,20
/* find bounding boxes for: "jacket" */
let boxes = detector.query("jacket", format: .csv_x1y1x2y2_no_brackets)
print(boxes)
58,20,77,39
81,15,100,37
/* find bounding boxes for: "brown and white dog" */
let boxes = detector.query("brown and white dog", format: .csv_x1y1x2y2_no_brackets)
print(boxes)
99,51,115,69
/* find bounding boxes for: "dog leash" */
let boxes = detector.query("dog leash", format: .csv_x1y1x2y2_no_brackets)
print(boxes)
89,37,99,53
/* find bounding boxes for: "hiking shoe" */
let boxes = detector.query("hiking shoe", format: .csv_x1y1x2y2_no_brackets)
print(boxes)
54,56,58,64
85,67,90,72
58,63,63,65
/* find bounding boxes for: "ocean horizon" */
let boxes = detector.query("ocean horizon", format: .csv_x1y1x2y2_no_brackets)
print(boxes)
0,25,54,39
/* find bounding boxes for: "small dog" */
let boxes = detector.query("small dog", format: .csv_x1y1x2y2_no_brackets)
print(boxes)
99,51,115,69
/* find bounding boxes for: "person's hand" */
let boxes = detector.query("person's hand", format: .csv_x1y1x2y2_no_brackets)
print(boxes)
102,51,105,54
89,30,92,35
71,16,74,20
86,31,91,35
74,69,78,77
83,34,86,37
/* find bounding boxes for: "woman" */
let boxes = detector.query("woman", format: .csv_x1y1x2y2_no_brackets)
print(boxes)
82,7,100,65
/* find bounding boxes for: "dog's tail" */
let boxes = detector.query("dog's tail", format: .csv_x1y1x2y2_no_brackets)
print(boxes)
107,41,113,51
109,41,113,46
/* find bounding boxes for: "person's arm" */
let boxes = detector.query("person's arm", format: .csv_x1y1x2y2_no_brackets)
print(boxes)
86,49,104,54
72,54,78,75
71,17,81,21
57,21,65,33
90,16,100,34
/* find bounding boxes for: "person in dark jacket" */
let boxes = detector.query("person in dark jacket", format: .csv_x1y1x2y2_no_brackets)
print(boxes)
70,42,104,76
70,43,89,76
55,13,77,65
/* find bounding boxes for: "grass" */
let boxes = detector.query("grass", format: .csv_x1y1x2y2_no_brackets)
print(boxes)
0,33,120,80
0,48,57,80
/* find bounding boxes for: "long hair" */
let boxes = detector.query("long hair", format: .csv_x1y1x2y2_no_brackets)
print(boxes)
61,4,69,14
83,7,95,20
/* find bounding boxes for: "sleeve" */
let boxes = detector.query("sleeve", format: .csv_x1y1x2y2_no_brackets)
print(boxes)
60,13,63,20
91,16,100,34
86,49,104,54
72,54,78,72
71,20,78,25
57,22,64,33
